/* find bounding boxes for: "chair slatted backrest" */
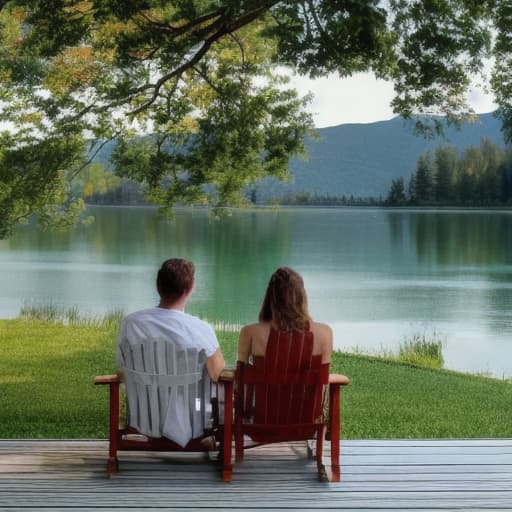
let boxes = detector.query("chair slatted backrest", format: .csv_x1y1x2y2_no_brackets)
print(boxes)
237,328,329,441
117,338,209,444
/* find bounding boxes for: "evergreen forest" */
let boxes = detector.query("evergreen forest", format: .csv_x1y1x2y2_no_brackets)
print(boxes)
386,139,512,207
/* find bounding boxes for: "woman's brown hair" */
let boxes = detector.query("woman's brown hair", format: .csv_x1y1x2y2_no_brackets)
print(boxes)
258,267,312,331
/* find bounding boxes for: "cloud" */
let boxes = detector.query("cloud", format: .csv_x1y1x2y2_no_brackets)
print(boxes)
290,72,497,128
467,88,497,114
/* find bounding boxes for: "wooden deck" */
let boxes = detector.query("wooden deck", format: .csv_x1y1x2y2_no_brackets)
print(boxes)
1,439,511,510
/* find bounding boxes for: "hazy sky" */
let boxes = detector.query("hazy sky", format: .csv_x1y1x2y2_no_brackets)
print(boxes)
290,72,498,128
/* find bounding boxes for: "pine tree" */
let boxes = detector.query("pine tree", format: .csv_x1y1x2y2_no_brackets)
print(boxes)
434,146,458,204
414,153,434,204
386,177,407,206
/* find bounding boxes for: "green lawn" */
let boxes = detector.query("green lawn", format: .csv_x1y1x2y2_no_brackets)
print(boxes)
1,318,511,439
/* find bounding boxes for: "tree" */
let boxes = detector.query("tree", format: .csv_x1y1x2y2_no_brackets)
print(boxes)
0,0,511,237
500,149,512,204
414,152,434,204
402,139,510,206
407,172,416,204
479,137,502,205
456,147,482,204
434,146,458,204
386,177,407,206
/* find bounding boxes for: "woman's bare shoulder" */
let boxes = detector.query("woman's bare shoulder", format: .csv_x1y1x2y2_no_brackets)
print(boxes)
310,321,333,338
310,321,333,362
240,322,271,337
241,321,270,331
238,322,271,360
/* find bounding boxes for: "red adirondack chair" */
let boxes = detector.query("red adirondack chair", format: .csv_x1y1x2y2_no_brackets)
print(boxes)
223,328,349,482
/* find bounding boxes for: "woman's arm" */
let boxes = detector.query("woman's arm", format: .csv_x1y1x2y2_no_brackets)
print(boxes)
312,322,333,364
323,325,334,364
237,325,252,363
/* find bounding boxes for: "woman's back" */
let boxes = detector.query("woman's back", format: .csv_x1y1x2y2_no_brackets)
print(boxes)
238,320,333,364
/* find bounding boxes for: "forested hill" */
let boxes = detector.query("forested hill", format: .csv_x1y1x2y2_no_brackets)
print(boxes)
91,113,504,202
256,112,504,200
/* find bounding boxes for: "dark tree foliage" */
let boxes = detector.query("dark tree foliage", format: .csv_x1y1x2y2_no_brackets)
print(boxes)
434,146,458,204
413,153,434,204
386,177,407,206
393,139,512,207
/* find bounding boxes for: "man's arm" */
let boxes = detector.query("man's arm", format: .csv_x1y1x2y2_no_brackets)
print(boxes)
206,348,225,382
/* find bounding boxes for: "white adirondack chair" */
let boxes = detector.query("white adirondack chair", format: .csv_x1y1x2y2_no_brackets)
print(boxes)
95,337,234,480
117,339,211,446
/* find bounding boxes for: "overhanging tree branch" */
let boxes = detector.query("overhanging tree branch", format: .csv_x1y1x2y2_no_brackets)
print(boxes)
127,1,281,115
138,9,224,37
128,37,218,116
306,0,327,39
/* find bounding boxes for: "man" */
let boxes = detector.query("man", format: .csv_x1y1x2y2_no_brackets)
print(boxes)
116,258,225,446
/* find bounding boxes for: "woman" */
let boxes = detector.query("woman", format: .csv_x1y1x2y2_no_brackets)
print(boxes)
237,266,333,364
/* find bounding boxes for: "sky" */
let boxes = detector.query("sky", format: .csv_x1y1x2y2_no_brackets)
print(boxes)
290,71,498,128
1,71,496,133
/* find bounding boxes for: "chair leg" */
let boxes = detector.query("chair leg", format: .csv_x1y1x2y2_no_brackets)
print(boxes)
306,439,314,460
106,456,119,477
107,380,120,477
234,404,243,463
235,430,244,463
316,426,324,467
329,383,341,483
316,425,328,482
106,428,120,476
222,446,233,481
221,378,233,482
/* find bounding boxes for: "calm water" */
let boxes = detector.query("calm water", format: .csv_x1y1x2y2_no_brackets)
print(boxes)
1,206,512,377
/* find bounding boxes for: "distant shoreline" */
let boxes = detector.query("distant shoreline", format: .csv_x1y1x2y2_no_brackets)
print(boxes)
84,203,512,213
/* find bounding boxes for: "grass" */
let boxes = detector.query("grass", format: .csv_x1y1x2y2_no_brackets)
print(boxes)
396,332,444,369
19,302,124,329
1,316,511,439
351,331,445,370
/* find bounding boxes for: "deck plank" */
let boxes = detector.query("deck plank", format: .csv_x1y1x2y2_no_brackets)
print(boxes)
0,439,511,510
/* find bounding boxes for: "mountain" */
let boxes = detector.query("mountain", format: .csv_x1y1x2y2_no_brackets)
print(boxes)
90,113,505,201
256,112,505,200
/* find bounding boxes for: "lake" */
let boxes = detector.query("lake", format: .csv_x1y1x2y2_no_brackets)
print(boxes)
1,206,511,378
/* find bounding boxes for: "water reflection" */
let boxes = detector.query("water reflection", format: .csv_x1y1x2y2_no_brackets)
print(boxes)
408,210,512,266
1,206,511,377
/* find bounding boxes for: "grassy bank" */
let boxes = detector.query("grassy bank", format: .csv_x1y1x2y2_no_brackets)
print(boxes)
1,317,511,439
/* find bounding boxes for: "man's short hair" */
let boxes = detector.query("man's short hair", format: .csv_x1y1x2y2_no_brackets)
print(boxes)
156,258,195,301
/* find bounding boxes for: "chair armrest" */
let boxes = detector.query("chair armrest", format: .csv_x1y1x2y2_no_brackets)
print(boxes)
329,373,350,386
94,374,121,385
219,368,235,382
